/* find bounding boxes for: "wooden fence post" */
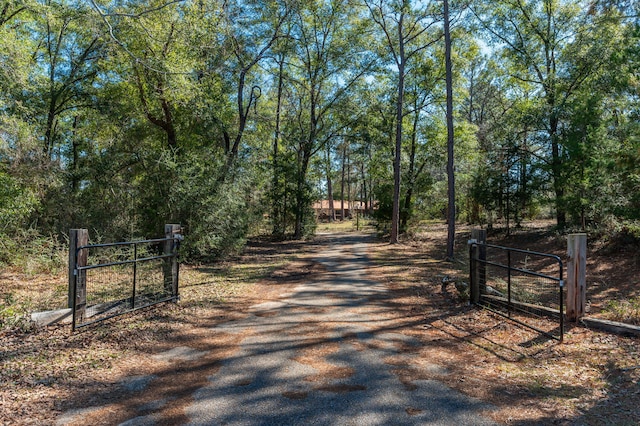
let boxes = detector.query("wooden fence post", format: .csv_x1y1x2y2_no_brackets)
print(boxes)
164,224,181,298
69,229,88,323
470,229,486,304
566,233,587,322
470,241,479,304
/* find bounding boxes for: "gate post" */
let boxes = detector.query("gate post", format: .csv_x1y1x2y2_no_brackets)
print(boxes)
469,241,479,304
164,224,181,299
566,233,587,322
470,229,486,304
69,229,88,325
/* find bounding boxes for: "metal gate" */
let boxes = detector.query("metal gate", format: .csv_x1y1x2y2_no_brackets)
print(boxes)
469,241,564,342
71,235,181,330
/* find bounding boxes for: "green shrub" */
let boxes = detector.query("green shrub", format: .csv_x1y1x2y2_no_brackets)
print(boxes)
603,297,640,325
619,221,640,244
0,293,33,331
0,172,38,233
175,171,256,260
0,229,66,274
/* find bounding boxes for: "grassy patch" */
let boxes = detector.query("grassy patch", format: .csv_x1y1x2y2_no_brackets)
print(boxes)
603,297,640,325
316,218,376,233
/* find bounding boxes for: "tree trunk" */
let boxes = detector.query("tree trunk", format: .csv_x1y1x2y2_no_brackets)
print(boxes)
71,115,79,194
272,54,285,236
326,143,335,222
45,93,57,157
551,118,566,228
134,67,177,149
347,147,352,219
444,0,456,259
340,142,346,221
294,98,315,240
294,153,309,239
360,162,369,215
390,13,406,244
401,104,420,232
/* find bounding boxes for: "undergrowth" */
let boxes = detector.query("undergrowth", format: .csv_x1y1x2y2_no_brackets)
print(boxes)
603,297,640,325
0,293,34,331
0,229,66,275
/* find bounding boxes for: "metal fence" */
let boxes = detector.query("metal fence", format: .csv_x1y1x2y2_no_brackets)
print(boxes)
469,241,564,342
71,235,181,330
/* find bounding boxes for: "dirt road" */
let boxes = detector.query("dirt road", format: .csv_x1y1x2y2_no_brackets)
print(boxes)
57,233,495,425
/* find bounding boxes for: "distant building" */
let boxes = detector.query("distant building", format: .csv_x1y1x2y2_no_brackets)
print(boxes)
312,200,375,221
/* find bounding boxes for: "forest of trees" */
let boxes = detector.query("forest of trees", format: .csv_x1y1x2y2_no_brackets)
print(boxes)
0,0,638,263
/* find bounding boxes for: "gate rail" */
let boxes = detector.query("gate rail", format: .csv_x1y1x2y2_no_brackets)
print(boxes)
71,233,181,331
469,241,564,342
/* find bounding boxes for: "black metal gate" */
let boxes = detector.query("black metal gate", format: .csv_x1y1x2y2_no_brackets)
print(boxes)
469,241,564,342
72,235,181,330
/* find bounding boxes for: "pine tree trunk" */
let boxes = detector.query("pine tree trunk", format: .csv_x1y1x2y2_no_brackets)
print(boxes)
444,0,456,259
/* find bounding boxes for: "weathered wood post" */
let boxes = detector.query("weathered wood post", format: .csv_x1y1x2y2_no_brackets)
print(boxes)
566,233,587,322
69,229,88,325
469,241,479,304
469,229,487,304
163,224,181,299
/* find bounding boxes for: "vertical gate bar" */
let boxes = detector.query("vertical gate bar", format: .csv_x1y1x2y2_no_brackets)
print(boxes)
72,262,78,332
131,243,137,309
471,229,487,295
68,230,79,308
507,250,512,318
175,244,180,300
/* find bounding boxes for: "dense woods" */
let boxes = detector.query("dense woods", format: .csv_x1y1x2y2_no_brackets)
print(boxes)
1,0,639,263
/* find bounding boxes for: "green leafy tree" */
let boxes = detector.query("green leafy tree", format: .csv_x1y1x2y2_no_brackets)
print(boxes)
473,0,623,228
364,0,442,243
283,0,372,238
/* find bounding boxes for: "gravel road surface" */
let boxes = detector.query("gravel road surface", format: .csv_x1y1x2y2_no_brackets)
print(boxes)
184,233,495,425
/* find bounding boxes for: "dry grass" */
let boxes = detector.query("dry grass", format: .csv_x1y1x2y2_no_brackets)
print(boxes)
316,218,376,233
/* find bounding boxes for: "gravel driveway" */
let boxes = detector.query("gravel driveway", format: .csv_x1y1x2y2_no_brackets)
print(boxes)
183,233,495,425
